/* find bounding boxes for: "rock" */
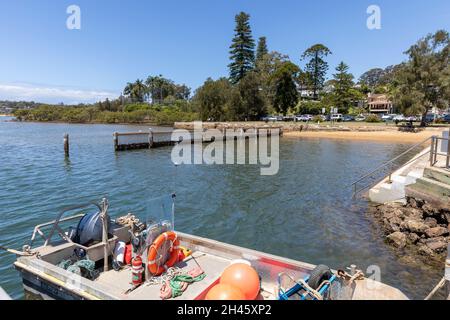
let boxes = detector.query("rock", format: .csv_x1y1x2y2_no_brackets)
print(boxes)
423,236,446,244
425,240,448,253
388,216,403,229
443,212,450,224
404,208,423,220
403,220,429,234
424,218,438,228
422,203,440,216
425,227,449,238
408,233,421,244
408,197,418,208
387,232,407,249
418,245,435,257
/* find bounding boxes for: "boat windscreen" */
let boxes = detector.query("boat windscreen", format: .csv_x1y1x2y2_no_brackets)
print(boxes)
142,194,175,230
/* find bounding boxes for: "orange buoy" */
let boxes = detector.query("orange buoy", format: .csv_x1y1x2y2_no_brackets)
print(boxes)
220,263,260,300
205,283,245,300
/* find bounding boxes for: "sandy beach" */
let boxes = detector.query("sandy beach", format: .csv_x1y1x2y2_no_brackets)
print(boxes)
284,128,447,143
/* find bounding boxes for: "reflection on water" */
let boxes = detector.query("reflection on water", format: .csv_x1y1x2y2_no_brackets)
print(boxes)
0,120,443,299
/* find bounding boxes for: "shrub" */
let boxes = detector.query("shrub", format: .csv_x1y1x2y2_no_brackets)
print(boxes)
312,115,324,123
296,100,324,115
365,114,381,123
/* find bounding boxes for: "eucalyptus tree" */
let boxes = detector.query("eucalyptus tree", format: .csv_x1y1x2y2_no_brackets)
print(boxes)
391,30,450,126
271,61,300,115
301,44,332,100
229,12,255,84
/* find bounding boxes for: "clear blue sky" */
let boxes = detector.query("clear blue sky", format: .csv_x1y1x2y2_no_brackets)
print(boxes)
0,0,449,104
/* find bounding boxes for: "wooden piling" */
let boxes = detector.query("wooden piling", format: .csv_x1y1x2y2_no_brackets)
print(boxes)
64,134,69,157
113,132,119,151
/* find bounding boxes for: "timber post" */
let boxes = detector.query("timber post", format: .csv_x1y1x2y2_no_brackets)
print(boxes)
113,132,119,151
64,134,69,157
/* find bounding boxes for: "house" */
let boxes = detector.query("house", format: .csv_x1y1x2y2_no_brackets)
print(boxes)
367,93,394,114
298,86,315,98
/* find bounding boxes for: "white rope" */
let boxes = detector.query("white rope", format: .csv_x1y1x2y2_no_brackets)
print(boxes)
145,267,183,286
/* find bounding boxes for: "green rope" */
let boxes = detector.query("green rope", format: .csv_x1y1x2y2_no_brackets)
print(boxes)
169,273,206,298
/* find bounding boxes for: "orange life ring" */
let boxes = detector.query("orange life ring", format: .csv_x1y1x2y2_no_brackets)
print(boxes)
147,231,180,276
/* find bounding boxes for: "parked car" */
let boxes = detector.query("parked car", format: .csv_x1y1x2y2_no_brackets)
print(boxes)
265,115,279,121
381,114,393,121
355,115,366,122
330,114,344,122
424,113,438,123
283,115,295,122
443,114,450,123
295,114,313,122
393,114,405,122
343,115,355,122
405,115,419,122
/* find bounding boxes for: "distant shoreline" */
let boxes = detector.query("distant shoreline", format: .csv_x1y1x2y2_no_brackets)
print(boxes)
283,129,445,143
9,119,448,143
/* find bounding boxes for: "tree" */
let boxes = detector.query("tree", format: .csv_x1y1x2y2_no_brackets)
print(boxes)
301,44,332,100
330,62,358,114
358,68,386,89
229,71,266,120
256,37,268,63
193,78,234,121
174,84,191,100
271,62,300,115
146,75,173,104
255,51,290,112
145,75,191,104
391,30,450,126
123,79,147,103
229,12,255,84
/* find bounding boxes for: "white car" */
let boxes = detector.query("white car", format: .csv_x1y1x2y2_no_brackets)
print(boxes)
330,114,343,121
405,115,418,122
295,114,313,122
381,114,393,121
355,115,366,122
393,114,405,122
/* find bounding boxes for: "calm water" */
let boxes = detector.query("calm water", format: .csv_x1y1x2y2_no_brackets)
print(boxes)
0,117,443,299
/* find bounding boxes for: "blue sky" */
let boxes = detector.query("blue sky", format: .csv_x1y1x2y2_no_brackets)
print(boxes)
0,0,449,104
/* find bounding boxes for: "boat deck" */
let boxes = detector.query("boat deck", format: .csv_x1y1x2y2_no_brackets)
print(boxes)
96,251,231,300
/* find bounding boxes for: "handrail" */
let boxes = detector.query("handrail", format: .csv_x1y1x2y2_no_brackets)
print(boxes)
29,201,102,248
351,136,434,196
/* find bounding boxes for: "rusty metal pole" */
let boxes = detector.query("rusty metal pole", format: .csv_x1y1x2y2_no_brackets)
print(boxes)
64,134,69,157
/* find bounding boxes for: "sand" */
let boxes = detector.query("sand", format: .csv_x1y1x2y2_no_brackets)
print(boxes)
284,129,447,143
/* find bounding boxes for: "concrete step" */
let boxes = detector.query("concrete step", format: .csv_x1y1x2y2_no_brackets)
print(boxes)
424,167,450,185
405,177,450,208
369,182,406,203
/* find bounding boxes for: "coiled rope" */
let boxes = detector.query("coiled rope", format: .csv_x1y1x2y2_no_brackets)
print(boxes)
159,267,206,300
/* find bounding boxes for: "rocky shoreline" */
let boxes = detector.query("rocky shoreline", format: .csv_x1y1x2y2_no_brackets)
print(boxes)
369,197,449,263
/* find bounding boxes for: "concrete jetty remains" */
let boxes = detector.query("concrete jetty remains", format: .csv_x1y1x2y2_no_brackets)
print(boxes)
363,129,450,298
113,126,283,151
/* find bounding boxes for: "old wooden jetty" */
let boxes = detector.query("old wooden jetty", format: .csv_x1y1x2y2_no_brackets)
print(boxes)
113,127,283,151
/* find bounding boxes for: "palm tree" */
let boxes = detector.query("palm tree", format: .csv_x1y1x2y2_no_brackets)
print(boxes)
123,80,148,103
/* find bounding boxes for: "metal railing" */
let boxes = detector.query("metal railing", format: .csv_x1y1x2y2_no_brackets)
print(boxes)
430,135,450,167
29,200,103,248
351,136,433,197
